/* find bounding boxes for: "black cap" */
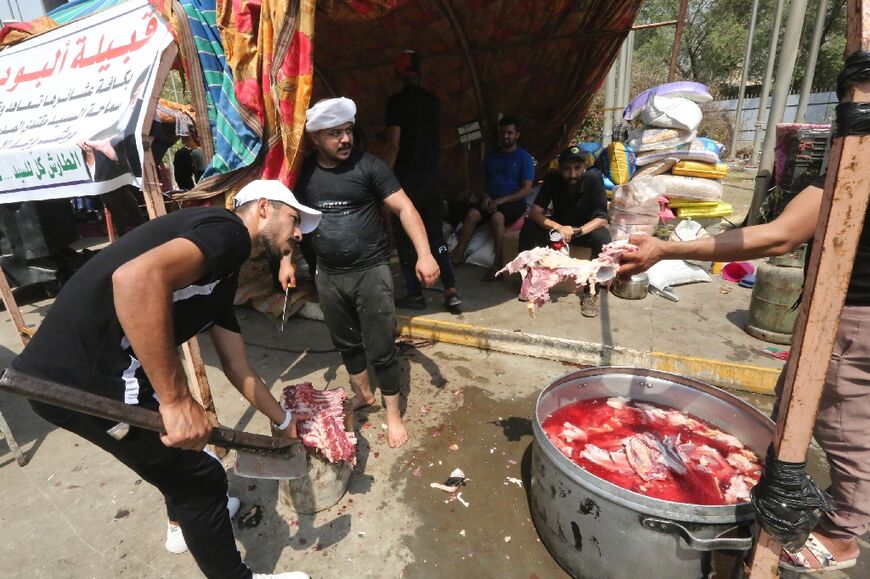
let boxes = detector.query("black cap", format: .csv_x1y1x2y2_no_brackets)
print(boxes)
558,145,588,164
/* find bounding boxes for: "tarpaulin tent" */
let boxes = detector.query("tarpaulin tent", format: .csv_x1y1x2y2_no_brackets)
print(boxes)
2,0,642,203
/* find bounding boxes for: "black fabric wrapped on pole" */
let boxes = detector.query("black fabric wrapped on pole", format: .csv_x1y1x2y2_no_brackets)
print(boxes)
835,102,870,136
837,50,870,100
750,445,835,551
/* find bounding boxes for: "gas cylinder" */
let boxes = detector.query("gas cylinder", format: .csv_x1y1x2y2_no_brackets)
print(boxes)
745,244,807,344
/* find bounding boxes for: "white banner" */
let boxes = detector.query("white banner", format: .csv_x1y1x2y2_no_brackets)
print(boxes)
0,0,172,202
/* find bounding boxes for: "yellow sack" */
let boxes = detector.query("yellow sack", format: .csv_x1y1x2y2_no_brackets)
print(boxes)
676,202,733,219
598,142,636,185
672,161,729,179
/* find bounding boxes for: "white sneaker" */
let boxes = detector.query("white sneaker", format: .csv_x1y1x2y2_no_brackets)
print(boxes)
252,573,310,579
164,522,188,554
164,496,242,555
227,496,241,519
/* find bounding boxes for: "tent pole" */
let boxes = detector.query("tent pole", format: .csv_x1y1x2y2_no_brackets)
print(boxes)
796,0,830,122
747,0,810,225
749,0,786,167
667,0,689,81
728,0,760,161
746,1,870,575
602,65,616,147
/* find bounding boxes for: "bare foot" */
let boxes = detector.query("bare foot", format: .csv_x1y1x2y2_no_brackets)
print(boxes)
351,393,376,411
386,413,409,448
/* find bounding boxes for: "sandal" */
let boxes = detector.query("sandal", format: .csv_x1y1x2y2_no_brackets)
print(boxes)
780,532,858,574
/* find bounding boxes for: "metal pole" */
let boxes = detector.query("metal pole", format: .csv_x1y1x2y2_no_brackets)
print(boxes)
614,40,627,127
728,0,761,160
747,0,810,225
622,30,635,106
796,0,829,122
749,0,786,166
668,0,690,81
602,65,617,147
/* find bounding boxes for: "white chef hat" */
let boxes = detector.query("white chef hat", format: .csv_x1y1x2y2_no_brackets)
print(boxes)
305,97,357,132
233,180,322,234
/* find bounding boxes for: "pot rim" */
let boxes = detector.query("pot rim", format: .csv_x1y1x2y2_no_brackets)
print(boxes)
533,366,774,524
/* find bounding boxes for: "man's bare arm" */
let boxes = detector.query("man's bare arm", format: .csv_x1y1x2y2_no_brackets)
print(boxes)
209,325,297,438
112,238,212,449
619,185,823,277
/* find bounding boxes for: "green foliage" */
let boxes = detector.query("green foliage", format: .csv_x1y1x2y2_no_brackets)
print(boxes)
631,0,847,96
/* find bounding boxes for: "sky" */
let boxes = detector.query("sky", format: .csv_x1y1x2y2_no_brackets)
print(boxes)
1,1,47,23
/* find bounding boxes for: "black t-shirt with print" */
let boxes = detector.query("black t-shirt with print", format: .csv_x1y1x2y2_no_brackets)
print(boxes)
295,150,401,274
12,207,250,404
533,169,609,227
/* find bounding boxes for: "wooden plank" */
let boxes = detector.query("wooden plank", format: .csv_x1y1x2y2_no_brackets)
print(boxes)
140,44,219,429
0,266,32,347
748,1,870,575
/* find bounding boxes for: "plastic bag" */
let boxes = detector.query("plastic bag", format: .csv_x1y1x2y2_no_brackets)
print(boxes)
751,446,835,551
650,175,723,202
640,96,703,131
609,178,662,240
627,127,695,152
646,259,712,289
624,81,713,120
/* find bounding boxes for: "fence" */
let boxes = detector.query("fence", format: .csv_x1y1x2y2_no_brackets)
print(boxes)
706,91,837,148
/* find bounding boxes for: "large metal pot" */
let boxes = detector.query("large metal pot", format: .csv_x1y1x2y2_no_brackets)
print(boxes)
530,367,774,579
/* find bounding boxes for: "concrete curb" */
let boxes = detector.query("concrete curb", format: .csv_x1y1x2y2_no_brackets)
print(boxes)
397,315,780,395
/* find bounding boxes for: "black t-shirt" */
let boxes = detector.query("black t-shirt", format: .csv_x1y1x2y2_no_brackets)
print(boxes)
385,84,440,186
295,150,401,274
533,169,609,227
12,207,250,403
807,177,870,305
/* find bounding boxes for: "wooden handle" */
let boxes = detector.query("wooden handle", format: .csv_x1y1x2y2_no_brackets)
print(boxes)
0,368,296,451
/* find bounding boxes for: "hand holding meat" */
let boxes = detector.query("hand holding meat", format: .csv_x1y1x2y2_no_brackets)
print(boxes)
159,395,213,450
617,234,665,278
416,253,440,288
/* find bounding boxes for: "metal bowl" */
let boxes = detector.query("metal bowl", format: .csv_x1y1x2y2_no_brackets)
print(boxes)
611,272,649,300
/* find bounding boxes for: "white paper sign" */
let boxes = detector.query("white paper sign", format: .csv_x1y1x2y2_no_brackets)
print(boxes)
0,0,172,202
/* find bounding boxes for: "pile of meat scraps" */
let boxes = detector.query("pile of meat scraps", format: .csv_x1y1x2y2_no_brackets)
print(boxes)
283,383,357,465
497,240,636,313
542,396,762,505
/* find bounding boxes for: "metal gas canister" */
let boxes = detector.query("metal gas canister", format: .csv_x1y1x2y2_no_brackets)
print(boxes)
745,244,807,344
548,229,569,254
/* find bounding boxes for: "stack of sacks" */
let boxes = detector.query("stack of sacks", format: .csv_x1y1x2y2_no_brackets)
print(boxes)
623,82,731,219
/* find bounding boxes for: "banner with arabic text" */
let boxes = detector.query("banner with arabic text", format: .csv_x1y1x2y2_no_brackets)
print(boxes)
0,0,172,203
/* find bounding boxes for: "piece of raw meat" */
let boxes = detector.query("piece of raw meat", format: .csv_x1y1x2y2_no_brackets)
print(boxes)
496,241,637,313
283,383,357,465
560,422,588,443
580,444,634,474
624,433,670,481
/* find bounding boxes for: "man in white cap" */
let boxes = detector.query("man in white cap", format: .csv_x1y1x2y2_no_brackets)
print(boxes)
12,180,319,579
291,96,439,448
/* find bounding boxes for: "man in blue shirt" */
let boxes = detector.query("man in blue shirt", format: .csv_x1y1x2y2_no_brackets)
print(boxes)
451,116,535,280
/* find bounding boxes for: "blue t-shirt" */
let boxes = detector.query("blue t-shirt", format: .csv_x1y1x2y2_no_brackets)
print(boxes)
483,147,535,199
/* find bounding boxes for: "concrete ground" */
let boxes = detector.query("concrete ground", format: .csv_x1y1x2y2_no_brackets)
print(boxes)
0,298,866,578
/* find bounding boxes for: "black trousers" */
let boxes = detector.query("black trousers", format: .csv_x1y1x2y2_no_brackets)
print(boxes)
391,182,456,296
315,264,402,395
518,221,612,257
30,400,251,579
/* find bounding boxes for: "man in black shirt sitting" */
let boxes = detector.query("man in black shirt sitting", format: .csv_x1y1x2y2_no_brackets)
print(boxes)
519,145,611,317
12,180,320,579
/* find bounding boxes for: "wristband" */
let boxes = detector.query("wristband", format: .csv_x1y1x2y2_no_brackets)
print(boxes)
273,409,293,431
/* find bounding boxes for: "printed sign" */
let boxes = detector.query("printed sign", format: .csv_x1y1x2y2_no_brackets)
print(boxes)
0,0,172,202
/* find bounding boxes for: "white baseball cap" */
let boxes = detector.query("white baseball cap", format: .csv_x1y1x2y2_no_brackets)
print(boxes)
233,180,321,234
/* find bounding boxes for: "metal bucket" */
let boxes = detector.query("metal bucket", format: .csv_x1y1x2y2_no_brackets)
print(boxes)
530,367,774,579
278,448,353,514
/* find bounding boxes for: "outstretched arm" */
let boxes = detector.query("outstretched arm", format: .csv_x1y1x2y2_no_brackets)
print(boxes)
209,325,297,438
619,185,823,277
112,238,212,450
